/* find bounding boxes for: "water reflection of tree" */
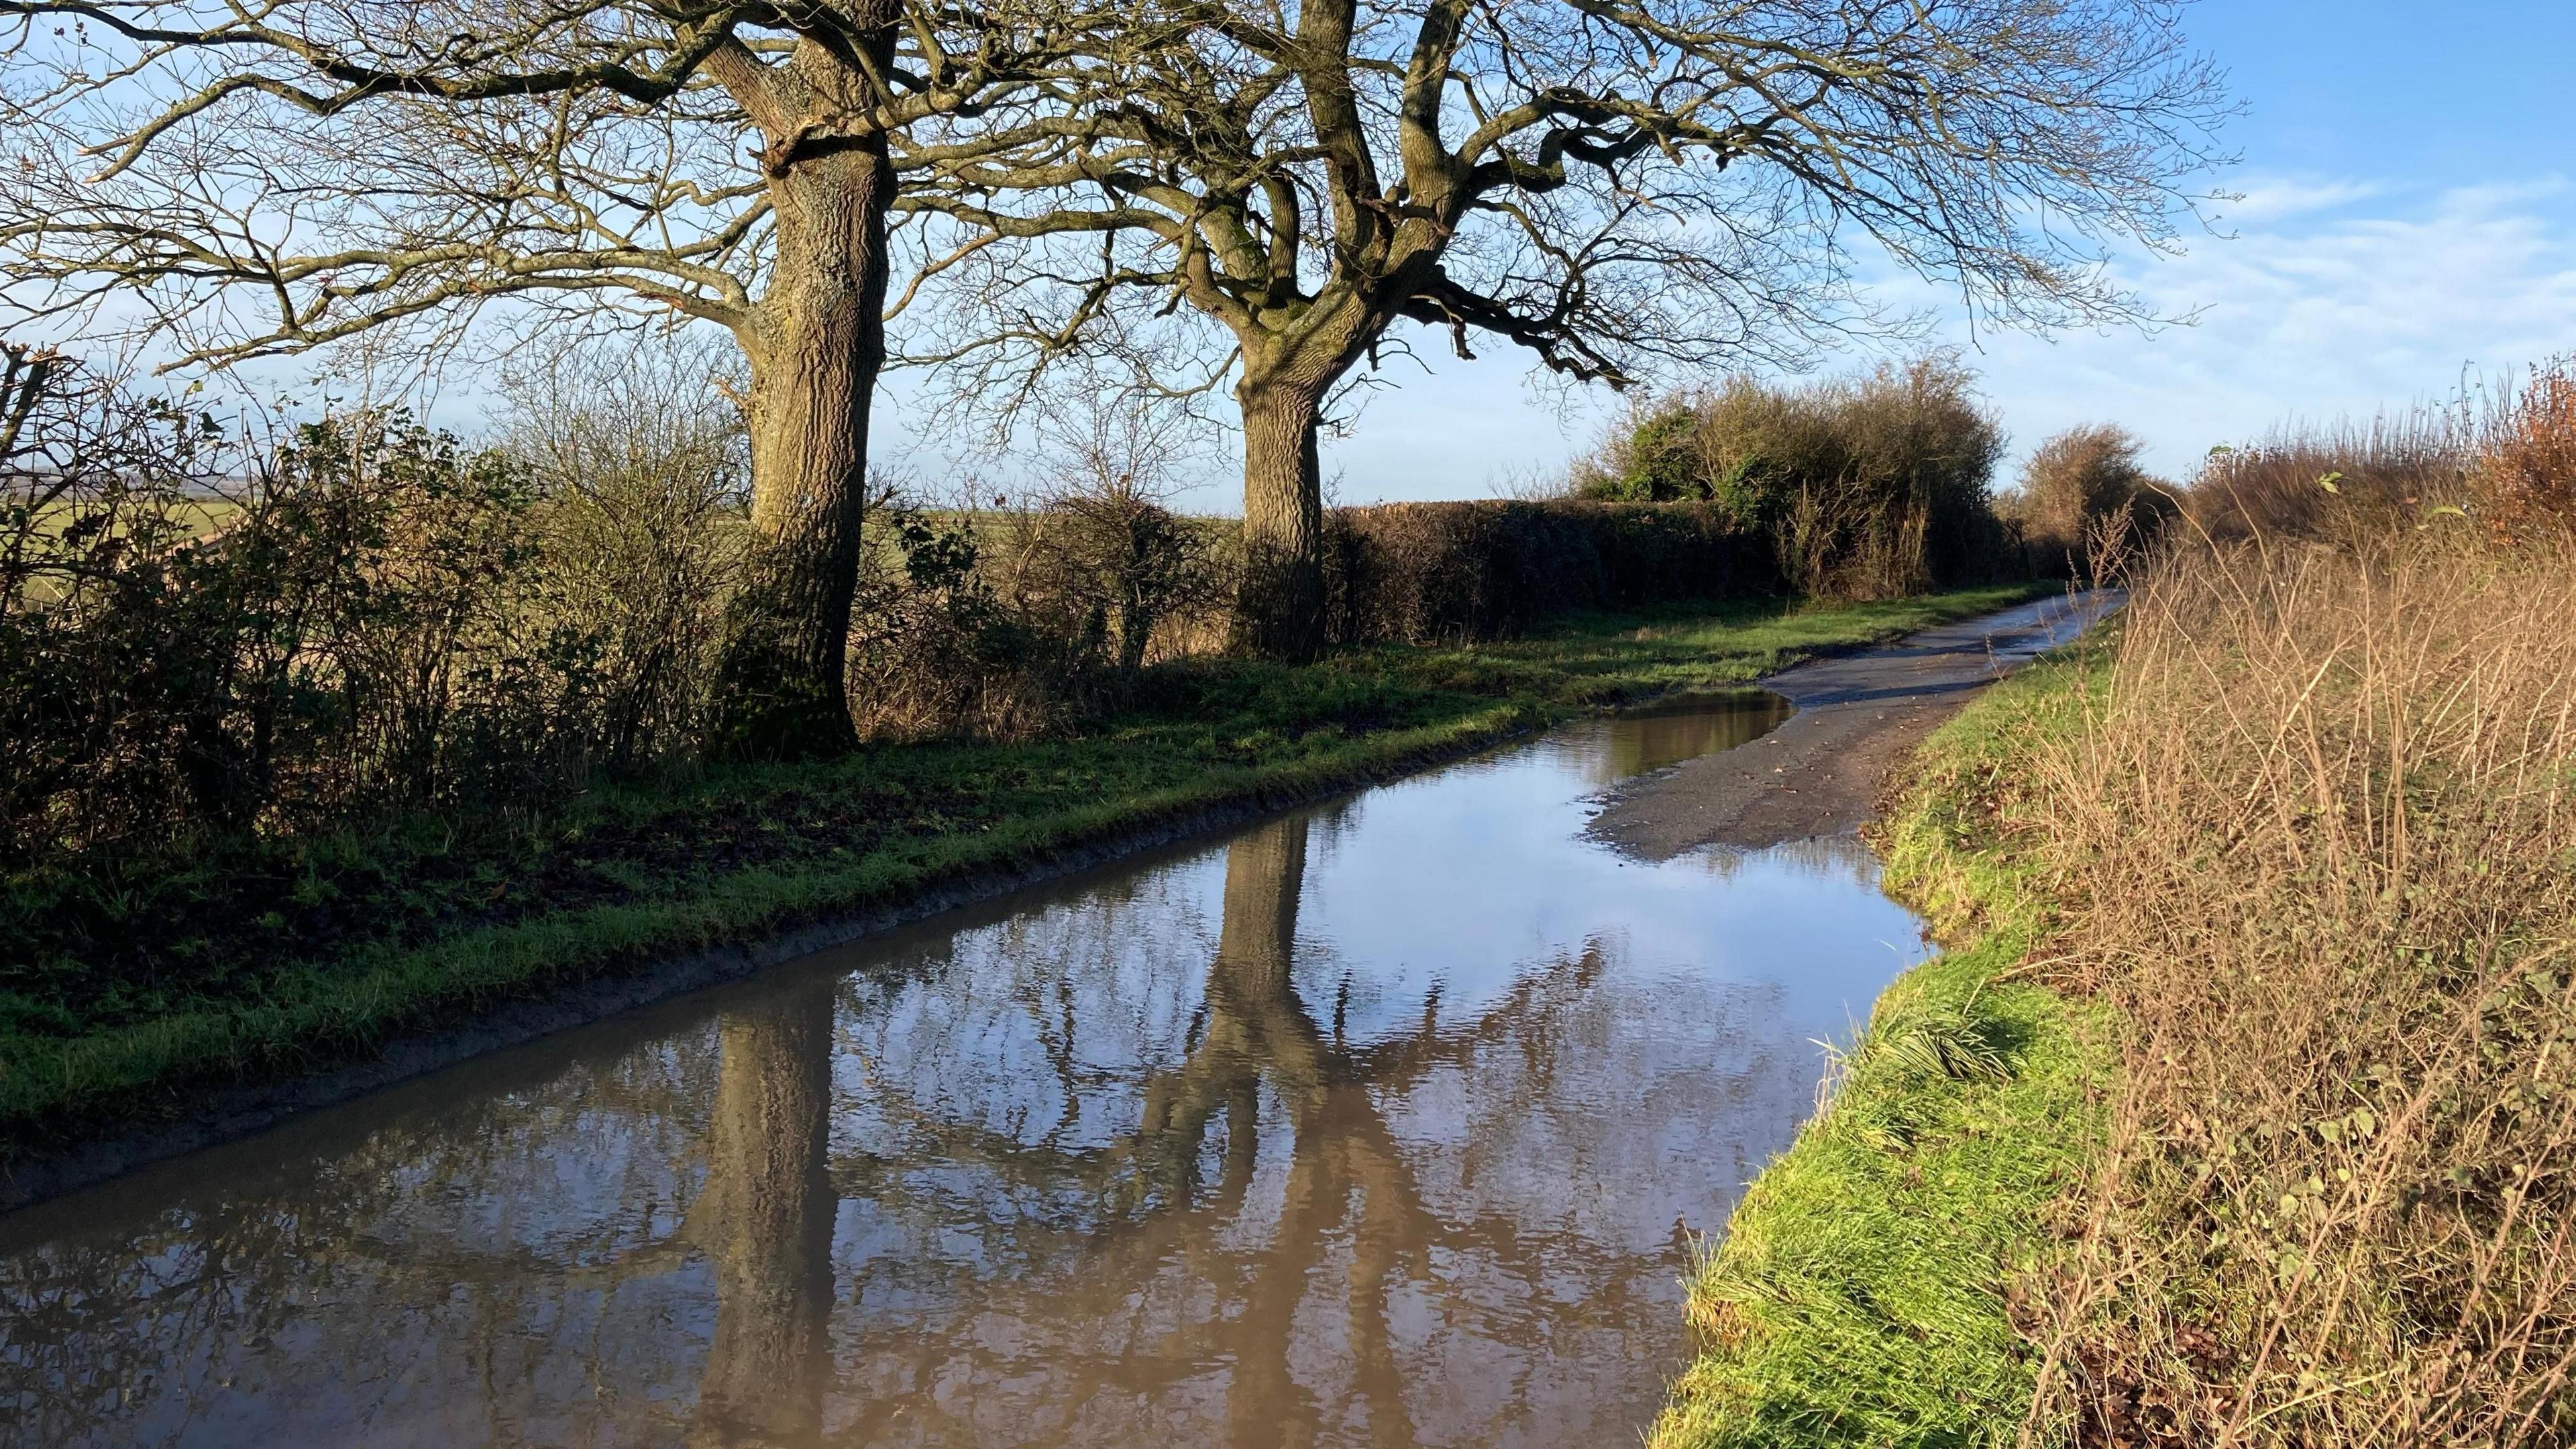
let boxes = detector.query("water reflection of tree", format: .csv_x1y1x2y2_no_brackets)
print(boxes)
818,812,1641,1446
1133,814,1428,1446
691,978,837,1446
0,806,1782,1448
0,1026,727,1446
0,979,841,1448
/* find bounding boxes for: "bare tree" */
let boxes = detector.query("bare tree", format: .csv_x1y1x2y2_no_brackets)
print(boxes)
896,0,2230,657
0,0,1126,753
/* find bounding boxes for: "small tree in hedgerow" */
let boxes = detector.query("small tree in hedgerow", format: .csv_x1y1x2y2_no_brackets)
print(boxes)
0,0,1148,757
897,0,2231,658
2014,423,2178,574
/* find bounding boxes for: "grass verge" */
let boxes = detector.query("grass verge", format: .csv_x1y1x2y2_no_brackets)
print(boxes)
1650,641,2118,1449
1,585,2043,1163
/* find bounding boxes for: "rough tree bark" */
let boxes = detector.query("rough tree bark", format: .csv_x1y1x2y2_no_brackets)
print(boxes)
1232,377,1330,661
716,151,894,758
712,38,900,759
1214,809,1307,1001
1224,291,1388,661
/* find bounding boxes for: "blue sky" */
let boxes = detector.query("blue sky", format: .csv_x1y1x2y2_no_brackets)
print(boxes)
873,1,2576,510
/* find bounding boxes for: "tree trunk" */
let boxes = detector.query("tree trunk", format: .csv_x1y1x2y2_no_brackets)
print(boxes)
691,981,837,1445
713,143,894,759
1127,812,1313,1206
1232,380,1329,661
1214,810,1306,996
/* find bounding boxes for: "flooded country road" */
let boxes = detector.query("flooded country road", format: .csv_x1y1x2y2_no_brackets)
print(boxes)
0,601,2106,1448
1593,590,2121,855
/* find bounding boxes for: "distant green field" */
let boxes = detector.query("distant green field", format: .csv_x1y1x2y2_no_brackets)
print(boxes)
19,492,240,538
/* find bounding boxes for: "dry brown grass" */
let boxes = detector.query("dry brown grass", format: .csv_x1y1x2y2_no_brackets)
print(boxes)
2184,417,2476,545
2184,357,2576,552
1980,388,2576,1445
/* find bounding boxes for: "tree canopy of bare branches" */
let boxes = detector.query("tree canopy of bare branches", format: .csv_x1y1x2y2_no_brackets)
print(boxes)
895,0,2230,655
0,0,1144,753
3,0,2229,678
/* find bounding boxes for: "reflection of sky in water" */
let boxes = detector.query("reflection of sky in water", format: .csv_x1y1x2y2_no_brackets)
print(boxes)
1301,741,1917,1043
0,698,1931,1449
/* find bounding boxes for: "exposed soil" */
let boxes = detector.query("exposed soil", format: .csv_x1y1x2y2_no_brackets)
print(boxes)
1588,591,2121,856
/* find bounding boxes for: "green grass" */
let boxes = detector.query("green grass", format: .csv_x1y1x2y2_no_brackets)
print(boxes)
1651,643,2118,1449
0,585,2045,1160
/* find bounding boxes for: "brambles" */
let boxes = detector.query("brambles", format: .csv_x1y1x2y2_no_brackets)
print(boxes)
848,405,1230,742
2483,358,2576,540
987,399,1232,678
845,498,1060,742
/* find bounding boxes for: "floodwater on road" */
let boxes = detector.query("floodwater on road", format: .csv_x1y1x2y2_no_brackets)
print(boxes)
0,688,1933,1449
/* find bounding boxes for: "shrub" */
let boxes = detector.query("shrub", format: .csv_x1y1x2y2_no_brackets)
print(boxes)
3,345,242,859
845,494,1073,741
0,339,763,870
2481,356,2576,541
1,353,610,866
2184,360,2576,552
985,405,1231,676
500,339,749,772
2184,413,2476,545
2004,423,2178,578
1570,356,2011,597
1577,396,1709,504
847,396,1233,741
846,490,1787,710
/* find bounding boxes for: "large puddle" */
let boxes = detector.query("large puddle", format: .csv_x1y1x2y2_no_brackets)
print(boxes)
0,690,1933,1448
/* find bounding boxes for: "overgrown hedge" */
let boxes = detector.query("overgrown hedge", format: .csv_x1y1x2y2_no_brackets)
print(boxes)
1322,498,1779,645
1568,357,2014,598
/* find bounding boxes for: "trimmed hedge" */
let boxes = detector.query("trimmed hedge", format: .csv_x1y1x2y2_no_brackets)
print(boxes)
1323,499,1780,645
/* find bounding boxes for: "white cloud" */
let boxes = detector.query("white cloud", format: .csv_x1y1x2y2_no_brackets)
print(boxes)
2212,176,2385,225
1945,176,2576,482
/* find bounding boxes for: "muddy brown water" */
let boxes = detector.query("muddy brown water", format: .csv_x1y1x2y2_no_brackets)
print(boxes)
0,690,1933,1448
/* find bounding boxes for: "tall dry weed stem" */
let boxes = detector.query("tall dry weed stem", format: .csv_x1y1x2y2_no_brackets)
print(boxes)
2012,526,2576,1444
